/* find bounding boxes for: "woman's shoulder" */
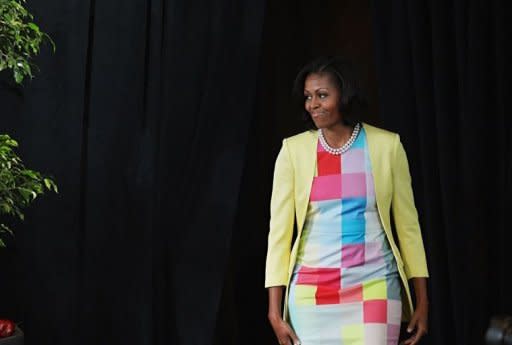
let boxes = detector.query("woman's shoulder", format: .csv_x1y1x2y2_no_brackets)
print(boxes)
362,122,399,140
277,130,317,157
283,129,317,144
363,123,403,157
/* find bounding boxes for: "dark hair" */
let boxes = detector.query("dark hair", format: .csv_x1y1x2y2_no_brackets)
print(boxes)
292,56,367,129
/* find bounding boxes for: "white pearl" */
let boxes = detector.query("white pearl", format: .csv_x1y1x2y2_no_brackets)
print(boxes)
318,123,360,155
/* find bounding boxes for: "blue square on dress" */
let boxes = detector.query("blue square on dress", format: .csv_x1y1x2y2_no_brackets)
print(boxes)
349,128,366,148
341,197,367,219
341,218,365,244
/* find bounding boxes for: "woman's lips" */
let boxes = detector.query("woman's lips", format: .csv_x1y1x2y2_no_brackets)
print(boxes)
311,112,326,118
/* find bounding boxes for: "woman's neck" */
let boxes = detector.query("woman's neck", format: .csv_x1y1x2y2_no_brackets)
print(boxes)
321,123,354,148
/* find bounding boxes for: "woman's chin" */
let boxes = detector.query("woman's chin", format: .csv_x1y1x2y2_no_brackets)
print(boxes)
312,119,344,130
311,118,325,128
313,121,329,129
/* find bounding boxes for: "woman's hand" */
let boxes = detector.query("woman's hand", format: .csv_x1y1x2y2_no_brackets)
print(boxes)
268,287,300,345
268,314,301,345
402,301,428,344
402,277,429,345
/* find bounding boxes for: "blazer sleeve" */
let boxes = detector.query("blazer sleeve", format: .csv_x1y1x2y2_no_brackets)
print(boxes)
265,139,295,287
391,134,429,278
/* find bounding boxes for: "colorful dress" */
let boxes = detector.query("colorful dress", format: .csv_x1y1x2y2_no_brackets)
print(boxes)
288,128,402,345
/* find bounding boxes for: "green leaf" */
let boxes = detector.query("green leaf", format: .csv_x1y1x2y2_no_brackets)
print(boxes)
6,138,18,147
1,203,12,214
0,0,54,84
14,68,23,83
27,22,39,32
0,223,14,236
21,170,38,179
17,186,37,201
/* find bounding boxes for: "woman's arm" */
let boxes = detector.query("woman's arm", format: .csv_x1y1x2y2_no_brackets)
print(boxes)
268,286,300,345
391,135,429,345
265,139,295,287
412,277,428,307
391,135,429,278
268,286,285,320
265,140,300,345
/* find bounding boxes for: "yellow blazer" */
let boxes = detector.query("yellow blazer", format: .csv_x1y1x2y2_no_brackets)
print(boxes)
265,122,429,320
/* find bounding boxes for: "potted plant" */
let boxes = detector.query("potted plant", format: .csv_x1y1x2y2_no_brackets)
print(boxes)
1,0,56,343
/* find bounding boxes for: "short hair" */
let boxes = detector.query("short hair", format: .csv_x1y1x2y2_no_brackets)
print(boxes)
292,56,367,129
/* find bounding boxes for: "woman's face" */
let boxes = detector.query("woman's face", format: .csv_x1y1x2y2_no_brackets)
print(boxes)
304,72,343,129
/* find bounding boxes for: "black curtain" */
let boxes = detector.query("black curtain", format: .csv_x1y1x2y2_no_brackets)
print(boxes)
1,1,265,344
372,1,512,345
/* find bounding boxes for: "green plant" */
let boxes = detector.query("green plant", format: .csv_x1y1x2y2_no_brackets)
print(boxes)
0,1,57,247
0,0,54,83
0,135,58,247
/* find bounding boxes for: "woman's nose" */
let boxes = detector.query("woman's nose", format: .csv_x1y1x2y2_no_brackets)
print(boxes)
311,97,320,108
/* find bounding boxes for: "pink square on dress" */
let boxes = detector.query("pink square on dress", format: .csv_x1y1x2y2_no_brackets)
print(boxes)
363,300,388,323
310,175,342,201
364,241,385,266
341,173,367,198
341,243,365,267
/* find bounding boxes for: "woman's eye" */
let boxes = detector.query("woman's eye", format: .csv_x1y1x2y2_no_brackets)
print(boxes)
319,94,327,98
304,95,312,100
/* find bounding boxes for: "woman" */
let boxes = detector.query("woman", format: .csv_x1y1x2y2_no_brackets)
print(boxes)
265,56,429,345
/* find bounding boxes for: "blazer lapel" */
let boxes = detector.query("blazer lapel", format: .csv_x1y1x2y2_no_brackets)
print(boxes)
294,130,318,237
363,123,382,199
363,122,390,231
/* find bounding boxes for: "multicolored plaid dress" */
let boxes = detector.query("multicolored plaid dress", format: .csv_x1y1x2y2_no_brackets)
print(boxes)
288,128,402,345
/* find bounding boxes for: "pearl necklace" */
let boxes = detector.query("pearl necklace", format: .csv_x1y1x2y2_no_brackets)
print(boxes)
318,123,361,155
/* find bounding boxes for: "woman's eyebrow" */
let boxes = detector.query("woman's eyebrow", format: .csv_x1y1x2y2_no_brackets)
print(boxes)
304,87,330,92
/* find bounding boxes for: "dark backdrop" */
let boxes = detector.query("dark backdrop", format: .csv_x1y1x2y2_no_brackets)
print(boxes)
372,1,511,344
1,0,265,344
1,1,510,345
